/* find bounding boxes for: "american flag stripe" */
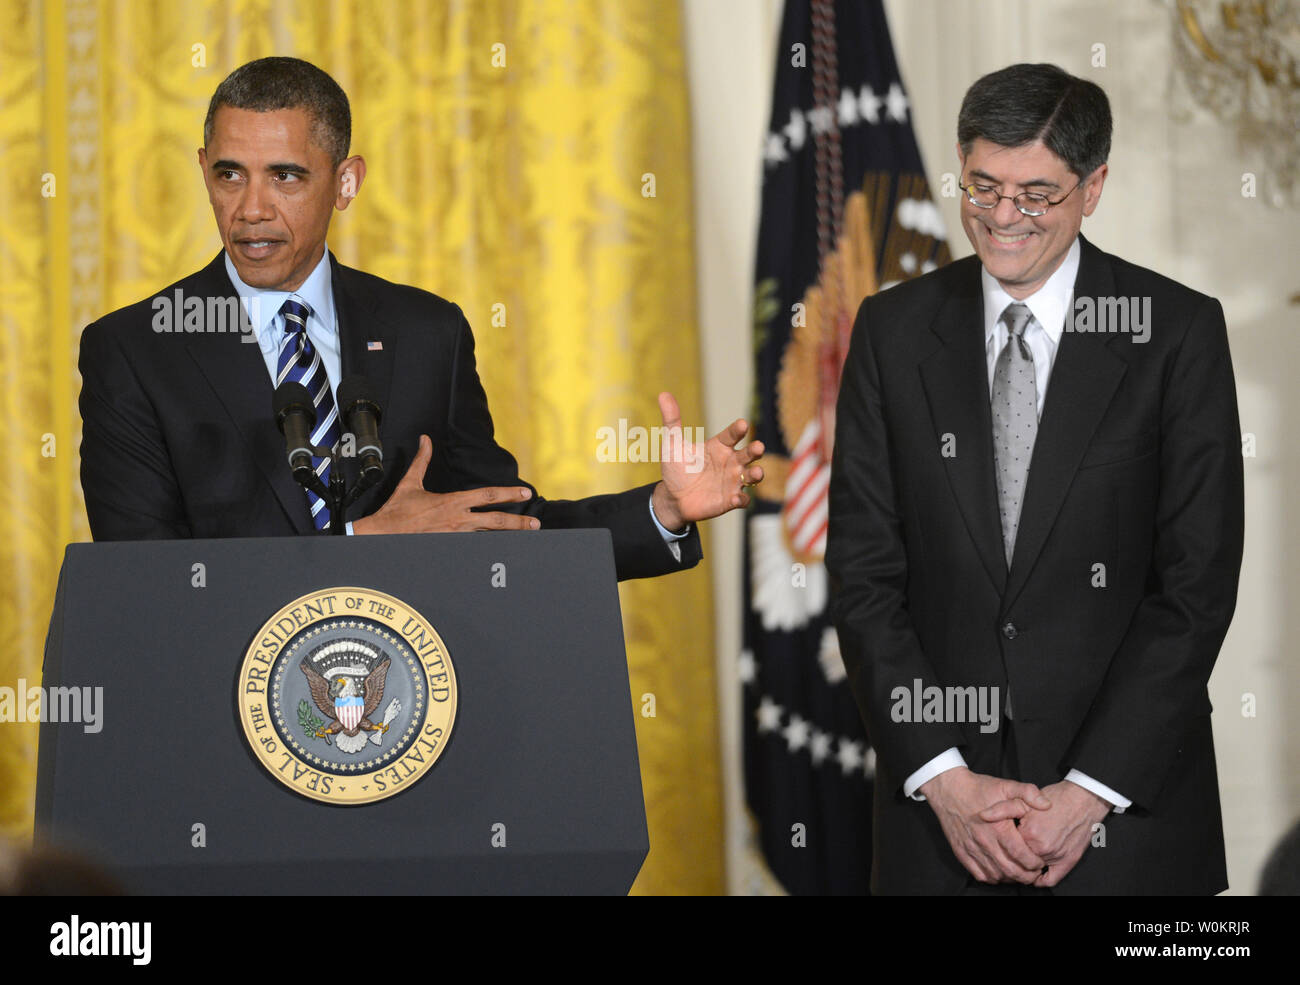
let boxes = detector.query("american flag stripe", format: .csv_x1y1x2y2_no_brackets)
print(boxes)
792,495,829,544
783,419,832,555
786,462,828,525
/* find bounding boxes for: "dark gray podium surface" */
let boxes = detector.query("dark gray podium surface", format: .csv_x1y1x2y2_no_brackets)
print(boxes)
37,530,647,895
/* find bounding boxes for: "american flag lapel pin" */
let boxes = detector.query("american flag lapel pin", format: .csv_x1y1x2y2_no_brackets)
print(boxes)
367,340,384,351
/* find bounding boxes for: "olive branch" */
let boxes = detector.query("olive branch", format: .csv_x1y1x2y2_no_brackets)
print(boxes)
298,699,330,744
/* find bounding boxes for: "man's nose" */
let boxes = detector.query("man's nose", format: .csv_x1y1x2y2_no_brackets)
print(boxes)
236,177,275,222
991,196,1024,226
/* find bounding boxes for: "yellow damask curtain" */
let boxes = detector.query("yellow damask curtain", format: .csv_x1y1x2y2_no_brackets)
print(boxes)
0,0,721,894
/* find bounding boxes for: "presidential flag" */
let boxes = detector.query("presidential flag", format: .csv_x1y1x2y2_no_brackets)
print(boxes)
742,0,951,894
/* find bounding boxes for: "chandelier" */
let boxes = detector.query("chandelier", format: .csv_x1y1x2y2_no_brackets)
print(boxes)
1170,0,1300,208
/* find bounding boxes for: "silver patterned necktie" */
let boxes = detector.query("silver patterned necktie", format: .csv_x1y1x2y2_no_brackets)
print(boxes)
276,298,341,530
992,302,1038,567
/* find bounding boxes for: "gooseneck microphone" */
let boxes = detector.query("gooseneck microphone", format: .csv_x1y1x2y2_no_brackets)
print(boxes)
337,375,384,493
273,381,329,498
274,378,386,529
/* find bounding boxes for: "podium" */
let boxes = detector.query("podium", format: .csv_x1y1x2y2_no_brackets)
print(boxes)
36,530,649,895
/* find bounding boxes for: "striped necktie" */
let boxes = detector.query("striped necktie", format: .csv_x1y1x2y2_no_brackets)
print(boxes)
276,298,340,530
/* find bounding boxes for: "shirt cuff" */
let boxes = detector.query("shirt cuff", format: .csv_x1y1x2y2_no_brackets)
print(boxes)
903,747,967,801
649,495,690,542
1065,769,1130,814
345,521,354,536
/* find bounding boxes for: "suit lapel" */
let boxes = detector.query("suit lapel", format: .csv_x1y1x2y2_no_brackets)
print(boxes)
1003,235,1128,605
183,253,313,535
919,261,1007,594
331,254,396,516
332,253,395,413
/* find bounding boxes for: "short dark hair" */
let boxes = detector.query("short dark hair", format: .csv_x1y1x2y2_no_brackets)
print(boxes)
204,57,351,168
958,63,1112,179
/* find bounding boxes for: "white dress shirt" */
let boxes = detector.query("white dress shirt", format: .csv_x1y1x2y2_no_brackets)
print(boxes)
900,238,1130,813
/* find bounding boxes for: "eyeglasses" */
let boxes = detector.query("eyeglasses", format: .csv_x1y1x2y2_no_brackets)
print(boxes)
960,175,1082,217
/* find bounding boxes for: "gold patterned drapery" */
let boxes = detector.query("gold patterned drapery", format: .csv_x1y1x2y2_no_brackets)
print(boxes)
0,0,721,894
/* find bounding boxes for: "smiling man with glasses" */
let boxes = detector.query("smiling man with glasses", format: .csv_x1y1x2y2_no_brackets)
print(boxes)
827,63,1243,895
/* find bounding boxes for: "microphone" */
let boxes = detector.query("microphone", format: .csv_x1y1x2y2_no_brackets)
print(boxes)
272,381,327,496
337,376,384,491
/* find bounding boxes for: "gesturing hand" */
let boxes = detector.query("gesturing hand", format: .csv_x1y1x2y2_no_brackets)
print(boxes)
920,767,1053,885
980,780,1111,888
651,391,765,532
353,434,540,535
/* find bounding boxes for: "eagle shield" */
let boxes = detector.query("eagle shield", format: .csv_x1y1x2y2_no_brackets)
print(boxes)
299,640,397,754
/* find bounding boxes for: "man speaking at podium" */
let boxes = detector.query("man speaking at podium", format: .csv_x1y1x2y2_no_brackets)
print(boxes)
78,57,762,581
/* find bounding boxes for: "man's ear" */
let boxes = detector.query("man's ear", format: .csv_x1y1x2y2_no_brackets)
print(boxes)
197,147,214,201
336,155,366,210
1081,163,1108,217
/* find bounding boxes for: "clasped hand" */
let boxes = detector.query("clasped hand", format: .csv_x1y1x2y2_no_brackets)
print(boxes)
920,768,1110,888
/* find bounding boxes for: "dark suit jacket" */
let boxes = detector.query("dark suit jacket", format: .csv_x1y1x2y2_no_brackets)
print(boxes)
826,234,1243,895
78,251,702,582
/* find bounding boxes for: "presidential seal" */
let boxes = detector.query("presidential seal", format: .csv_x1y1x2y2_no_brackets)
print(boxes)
238,588,457,805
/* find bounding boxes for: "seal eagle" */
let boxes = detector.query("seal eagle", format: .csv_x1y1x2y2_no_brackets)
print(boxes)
300,656,393,754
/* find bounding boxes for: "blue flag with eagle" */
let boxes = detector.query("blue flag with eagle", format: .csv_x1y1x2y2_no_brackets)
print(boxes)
743,0,951,895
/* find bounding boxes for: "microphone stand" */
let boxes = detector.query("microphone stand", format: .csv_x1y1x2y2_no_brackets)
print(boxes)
292,444,352,536
277,381,385,537
297,445,385,536
328,462,347,536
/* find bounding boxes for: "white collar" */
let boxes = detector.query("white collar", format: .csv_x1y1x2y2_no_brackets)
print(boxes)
981,236,1081,345
223,245,335,353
